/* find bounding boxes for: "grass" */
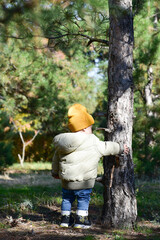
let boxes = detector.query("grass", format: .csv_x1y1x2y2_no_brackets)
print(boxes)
134,225,153,234
84,236,96,240
90,184,103,206
0,162,160,240
7,162,52,172
0,185,62,215
0,184,103,218
0,222,9,229
136,182,160,222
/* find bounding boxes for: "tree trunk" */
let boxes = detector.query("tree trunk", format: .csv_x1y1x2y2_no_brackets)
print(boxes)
144,66,154,170
101,0,137,228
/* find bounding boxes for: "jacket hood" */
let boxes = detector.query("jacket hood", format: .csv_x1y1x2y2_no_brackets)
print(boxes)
53,132,90,154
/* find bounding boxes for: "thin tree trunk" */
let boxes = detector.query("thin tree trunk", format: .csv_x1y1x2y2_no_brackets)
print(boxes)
101,0,137,228
18,130,26,167
17,130,40,167
12,120,39,167
144,65,154,170
145,65,154,116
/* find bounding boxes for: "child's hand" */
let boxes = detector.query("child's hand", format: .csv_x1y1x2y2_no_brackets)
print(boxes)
123,144,129,154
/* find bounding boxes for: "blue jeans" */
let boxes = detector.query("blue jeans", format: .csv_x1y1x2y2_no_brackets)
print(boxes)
61,188,92,211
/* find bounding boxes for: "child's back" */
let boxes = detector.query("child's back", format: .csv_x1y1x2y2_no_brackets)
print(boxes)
52,103,129,229
52,131,121,190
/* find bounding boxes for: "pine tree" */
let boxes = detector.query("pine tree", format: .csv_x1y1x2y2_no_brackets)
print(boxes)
0,1,101,164
133,0,160,176
101,0,137,228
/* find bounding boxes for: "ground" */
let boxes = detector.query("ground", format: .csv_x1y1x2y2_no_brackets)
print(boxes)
0,166,160,240
0,213,160,240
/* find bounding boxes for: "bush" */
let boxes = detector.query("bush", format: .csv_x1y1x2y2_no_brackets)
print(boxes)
0,111,15,170
12,133,54,163
0,141,15,170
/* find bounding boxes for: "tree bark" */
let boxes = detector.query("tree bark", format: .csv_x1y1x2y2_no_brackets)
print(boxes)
102,0,137,228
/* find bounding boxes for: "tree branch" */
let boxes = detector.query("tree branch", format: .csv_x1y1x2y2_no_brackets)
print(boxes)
25,130,40,146
96,127,112,133
86,38,109,46
6,33,109,46
48,33,109,46
19,130,25,145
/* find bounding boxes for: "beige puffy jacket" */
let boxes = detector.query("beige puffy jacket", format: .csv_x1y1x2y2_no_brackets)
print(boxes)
52,132,122,190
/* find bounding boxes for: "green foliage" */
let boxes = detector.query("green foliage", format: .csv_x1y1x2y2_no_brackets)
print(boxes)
12,133,54,163
83,236,96,240
0,222,10,230
39,0,109,51
0,0,160,176
0,111,15,169
136,182,160,222
134,225,153,234
0,142,14,169
0,185,62,216
134,1,160,84
0,0,108,164
0,35,99,134
90,184,103,206
133,0,160,176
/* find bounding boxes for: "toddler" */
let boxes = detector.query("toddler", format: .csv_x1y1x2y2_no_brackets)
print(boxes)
52,103,129,228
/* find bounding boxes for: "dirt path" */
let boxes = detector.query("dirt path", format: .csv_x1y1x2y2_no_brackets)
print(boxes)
0,170,58,186
0,216,160,240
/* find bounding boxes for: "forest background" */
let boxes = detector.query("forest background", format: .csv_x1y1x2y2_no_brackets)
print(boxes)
0,0,160,178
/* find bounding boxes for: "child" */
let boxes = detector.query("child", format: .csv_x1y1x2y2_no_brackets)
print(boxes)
52,103,129,229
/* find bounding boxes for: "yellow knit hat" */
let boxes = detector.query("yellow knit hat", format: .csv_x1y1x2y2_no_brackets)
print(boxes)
68,103,94,132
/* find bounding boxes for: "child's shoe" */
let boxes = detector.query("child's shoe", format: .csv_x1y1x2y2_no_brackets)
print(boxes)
74,215,91,229
60,214,74,228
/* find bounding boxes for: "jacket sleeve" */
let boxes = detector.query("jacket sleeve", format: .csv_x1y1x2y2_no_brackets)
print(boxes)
95,136,123,157
52,149,60,178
